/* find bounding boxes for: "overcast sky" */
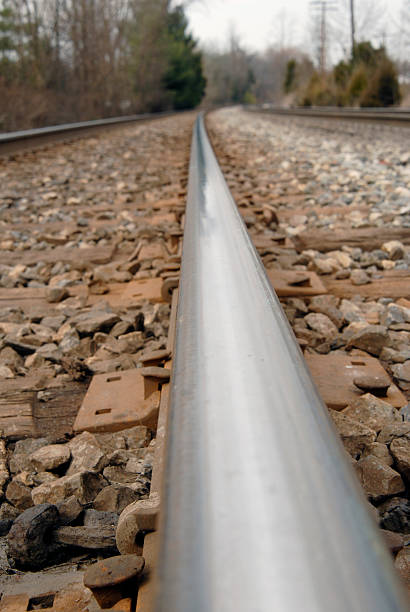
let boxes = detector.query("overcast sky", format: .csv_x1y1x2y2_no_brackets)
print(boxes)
175,0,406,62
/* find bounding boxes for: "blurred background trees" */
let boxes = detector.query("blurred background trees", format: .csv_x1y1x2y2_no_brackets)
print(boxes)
0,0,407,130
0,0,206,130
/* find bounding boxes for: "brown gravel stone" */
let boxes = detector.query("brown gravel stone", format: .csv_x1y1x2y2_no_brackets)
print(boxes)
390,438,410,479
355,456,405,500
362,442,393,466
30,444,71,471
342,394,401,433
347,325,388,356
329,410,376,458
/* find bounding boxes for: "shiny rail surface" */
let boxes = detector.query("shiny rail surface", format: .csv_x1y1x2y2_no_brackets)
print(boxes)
154,113,409,611
0,112,174,155
246,104,410,126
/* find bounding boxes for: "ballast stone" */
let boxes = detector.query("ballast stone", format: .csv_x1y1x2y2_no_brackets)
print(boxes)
355,455,405,501
329,410,376,458
32,470,106,505
343,394,401,433
30,444,71,472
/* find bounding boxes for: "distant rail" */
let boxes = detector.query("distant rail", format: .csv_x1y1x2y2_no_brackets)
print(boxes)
246,104,410,127
0,111,175,155
153,113,409,611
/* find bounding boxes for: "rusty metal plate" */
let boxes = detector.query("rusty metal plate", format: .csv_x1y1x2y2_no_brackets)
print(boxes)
267,270,327,297
73,369,160,434
121,279,164,304
305,352,406,411
0,593,30,611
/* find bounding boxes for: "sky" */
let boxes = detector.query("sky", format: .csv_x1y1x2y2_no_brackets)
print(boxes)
175,0,406,62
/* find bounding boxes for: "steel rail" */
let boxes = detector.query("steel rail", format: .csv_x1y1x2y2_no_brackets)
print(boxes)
0,111,174,155
154,113,409,611
246,104,410,126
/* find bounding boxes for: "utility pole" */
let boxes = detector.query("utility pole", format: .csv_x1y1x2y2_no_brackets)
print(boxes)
350,0,355,58
310,1,337,73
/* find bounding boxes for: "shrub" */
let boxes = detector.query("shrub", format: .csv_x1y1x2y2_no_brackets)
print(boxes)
360,60,402,107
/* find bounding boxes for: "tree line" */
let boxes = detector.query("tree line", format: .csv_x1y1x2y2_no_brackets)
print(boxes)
0,0,205,131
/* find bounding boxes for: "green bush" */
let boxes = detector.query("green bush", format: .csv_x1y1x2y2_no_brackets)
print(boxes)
360,60,401,107
347,66,368,101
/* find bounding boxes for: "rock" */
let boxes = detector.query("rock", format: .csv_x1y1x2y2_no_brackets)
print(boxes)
6,479,34,511
340,299,365,324
10,438,49,474
83,509,119,528
56,495,83,525
378,423,410,444
41,315,66,330
310,257,337,275
362,442,393,466
381,529,404,553
32,471,107,505
13,437,49,456
46,286,69,303
66,431,107,476
102,465,140,485
32,471,59,486
329,410,376,458
381,303,410,328
0,346,23,370
30,444,71,471
95,431,127,453
53,525,117,550
394,548,410,589
93,484,140,514
0,518,13,536
379,497,410,533
304,312,338,339
0,502,20,520
7,503,60,569
391,361,410,383
347,324,388,356
355,456,405,500
13,470,36,487
332,251,352,269
390,438,410,479
71,311,120,335
382,241,405,261
0,365,14,378
122,426,151,450
0,438,9,488
350,269,371,285
343,394,401,433
353,373,390,396
308,296,343,328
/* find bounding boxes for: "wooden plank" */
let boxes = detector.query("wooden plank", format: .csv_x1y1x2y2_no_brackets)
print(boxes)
324,270,410,300
305,352,406,411
0,393,36,439
0,244,115,266
293,227,410,253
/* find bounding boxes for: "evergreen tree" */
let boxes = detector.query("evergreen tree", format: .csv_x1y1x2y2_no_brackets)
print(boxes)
163,6,206,110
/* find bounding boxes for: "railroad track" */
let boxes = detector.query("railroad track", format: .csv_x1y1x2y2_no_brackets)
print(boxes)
246,104,410,128
0,111,175,156
0,109,409,610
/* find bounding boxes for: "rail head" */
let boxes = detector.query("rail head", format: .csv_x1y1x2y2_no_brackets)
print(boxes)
0,111,176,155
246,104,410,125
154,113,409,611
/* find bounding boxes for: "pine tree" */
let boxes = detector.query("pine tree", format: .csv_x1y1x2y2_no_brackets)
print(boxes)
163,6,206,110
